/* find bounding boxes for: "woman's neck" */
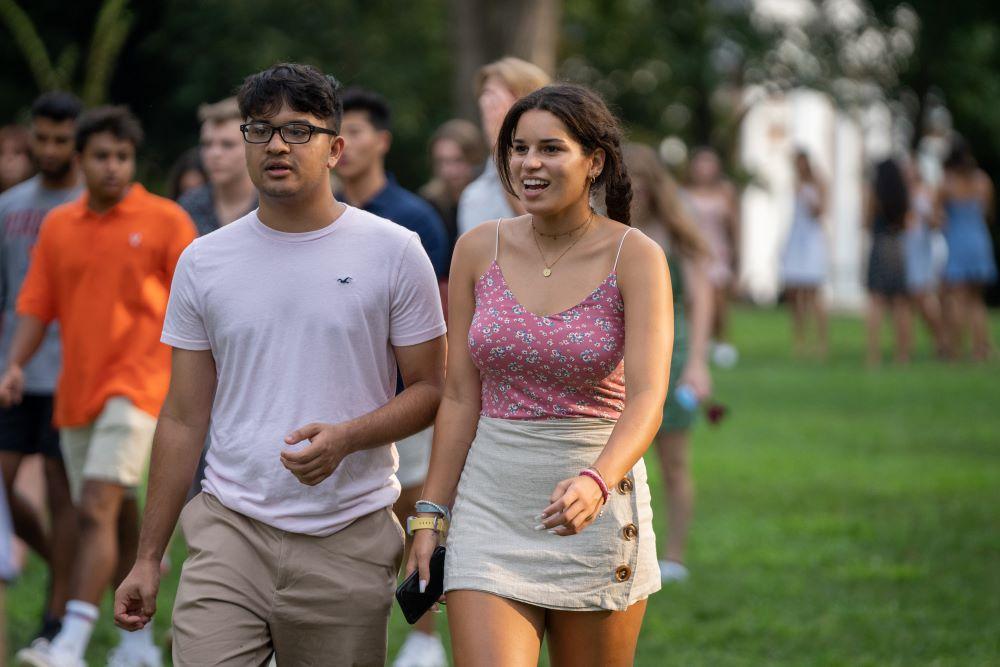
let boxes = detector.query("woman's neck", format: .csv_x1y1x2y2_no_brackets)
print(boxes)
531,201,594,235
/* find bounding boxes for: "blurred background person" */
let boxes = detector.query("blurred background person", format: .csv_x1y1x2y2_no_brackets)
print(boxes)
178,97,257,236
177,97,257,502
4,105,196,667
0,91,83,649
684,146,739,368
865,158,912,366
780,149,828,359
937,137,997,361
335,86,449,667
166,147,206,201
0,125,36,194
456,56,549,236
902,155,948,357
1,479,15,659
336,87,448,276
625,144,713,584
419,118,486,271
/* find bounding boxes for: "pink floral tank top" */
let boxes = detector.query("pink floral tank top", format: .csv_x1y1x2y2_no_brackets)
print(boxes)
468,220,632,421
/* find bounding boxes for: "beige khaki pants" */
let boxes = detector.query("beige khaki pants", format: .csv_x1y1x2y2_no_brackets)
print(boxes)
172,493,405,667
60,396,157,502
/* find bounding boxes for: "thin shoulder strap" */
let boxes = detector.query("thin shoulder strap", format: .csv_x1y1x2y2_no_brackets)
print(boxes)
494,217,502,261
612,228,634,272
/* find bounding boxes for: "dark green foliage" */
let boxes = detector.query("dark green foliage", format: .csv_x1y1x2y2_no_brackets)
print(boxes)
870,0,1000,177
2,1,999,197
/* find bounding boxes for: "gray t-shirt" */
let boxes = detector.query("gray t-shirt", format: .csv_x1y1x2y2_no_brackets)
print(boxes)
0,175,84,393
178,185,258,237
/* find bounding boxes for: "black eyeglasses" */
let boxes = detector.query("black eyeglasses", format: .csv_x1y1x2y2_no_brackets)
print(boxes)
240,122,337,144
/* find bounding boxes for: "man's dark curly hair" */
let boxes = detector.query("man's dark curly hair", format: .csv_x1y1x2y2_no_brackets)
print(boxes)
237,62,343,134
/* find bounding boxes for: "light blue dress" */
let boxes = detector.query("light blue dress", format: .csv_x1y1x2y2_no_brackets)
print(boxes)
904,190,935,291
781,184,827,287
942,198,997,284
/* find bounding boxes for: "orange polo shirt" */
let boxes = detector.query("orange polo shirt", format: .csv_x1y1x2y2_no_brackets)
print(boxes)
17,184,197,427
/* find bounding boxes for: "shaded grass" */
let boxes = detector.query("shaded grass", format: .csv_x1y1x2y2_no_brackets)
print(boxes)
7,308,1000,665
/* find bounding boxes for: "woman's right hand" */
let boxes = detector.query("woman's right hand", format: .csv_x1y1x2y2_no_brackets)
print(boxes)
680,359,712,401
407,526,442,594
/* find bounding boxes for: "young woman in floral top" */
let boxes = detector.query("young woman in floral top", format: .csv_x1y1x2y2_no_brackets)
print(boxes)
410,84,673,666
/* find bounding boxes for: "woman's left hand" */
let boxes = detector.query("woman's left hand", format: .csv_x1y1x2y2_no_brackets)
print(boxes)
537,475,605,536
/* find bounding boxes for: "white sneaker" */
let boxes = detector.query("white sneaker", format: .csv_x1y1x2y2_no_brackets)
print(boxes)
106,643,163,667
659,559,690,583
392,631,447,667
25,637,51,653
711,342,739,368
15,642,85,667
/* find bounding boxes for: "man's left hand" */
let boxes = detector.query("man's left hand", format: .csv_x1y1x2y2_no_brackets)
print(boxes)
281,422,353,486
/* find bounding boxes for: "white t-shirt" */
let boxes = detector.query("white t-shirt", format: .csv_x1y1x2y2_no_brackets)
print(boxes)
456,161,515,236
162,206,446,536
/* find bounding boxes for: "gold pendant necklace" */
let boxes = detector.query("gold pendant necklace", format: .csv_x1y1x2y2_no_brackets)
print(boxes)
532,211,594,277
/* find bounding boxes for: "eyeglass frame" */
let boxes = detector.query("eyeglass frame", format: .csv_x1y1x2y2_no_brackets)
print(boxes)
239,121,338,145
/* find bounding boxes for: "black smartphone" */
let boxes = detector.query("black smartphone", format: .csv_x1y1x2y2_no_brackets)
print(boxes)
395,546,446,625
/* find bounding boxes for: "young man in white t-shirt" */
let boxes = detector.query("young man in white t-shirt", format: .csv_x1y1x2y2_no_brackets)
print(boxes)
113,63,447,666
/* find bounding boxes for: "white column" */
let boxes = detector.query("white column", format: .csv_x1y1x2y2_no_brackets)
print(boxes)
828,112,866,311
738,88,794,304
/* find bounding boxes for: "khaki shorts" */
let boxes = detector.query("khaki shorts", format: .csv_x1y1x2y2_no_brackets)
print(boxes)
59,397,157,502
173,493,405,667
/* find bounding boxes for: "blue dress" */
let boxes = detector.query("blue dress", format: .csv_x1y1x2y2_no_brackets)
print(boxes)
781,185,827,287
942,199,997,284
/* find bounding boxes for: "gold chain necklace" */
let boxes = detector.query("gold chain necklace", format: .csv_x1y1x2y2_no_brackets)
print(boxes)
531,212,592,239
531,211,594,277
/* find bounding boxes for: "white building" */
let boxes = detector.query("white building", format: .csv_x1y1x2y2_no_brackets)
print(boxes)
738,87,893,311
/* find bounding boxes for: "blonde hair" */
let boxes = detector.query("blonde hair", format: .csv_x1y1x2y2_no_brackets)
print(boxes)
475,57,550,99
624,143,711,259
197,97,242,124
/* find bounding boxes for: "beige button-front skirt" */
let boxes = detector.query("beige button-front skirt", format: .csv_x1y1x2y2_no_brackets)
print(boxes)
443,416,660,611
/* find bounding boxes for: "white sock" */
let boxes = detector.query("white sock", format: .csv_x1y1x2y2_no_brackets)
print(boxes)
118,621,155,650
52,600,98,657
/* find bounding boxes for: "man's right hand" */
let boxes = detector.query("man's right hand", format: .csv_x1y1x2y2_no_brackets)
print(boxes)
114,558,161,631
0,365,24,407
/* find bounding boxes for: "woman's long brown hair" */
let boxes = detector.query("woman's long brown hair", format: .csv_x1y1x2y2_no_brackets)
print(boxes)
624,143,712,259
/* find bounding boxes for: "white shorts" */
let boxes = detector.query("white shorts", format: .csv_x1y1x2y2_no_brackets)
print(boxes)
395,426,432,489
60,397,157,502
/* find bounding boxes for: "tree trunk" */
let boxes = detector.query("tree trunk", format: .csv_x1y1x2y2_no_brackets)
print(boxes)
449,0,560,122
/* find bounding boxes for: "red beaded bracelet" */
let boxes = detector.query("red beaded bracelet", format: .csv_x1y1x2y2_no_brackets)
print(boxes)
579,468,609,504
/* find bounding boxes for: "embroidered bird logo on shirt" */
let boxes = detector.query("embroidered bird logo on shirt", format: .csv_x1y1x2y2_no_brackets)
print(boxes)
338,277,353,284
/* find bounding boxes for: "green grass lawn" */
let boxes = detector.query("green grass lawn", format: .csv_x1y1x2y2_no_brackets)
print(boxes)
7,307,1000,665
